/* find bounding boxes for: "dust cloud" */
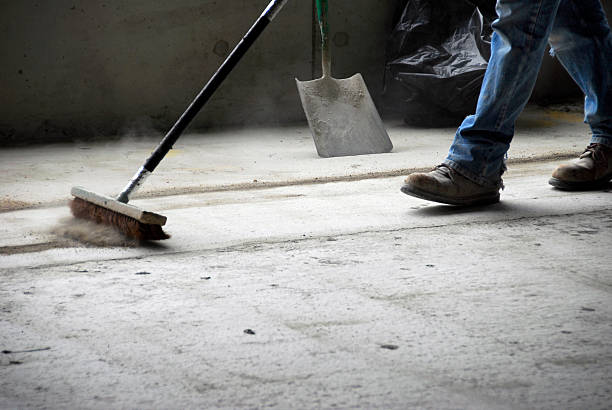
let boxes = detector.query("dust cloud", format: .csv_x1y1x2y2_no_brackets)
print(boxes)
51,217,138,247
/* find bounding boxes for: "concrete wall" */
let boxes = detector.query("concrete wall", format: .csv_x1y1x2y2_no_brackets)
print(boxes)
1,0,309,142
1,0,609,143
0,0,400,144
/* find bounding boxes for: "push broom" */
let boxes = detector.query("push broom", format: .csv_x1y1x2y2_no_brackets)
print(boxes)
70,0,289,241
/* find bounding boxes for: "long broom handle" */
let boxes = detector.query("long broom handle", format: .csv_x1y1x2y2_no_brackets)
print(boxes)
316,0,331,78
117,0,289,203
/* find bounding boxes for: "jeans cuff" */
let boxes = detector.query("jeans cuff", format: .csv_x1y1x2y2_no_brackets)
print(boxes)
591,136,612,149
443,159,504,188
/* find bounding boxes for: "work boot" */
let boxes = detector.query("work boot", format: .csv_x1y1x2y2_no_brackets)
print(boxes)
401,164,502,206
549,143,612,190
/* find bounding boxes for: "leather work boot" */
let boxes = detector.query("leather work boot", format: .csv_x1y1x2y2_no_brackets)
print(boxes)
549,143,612,190
401,164,502,206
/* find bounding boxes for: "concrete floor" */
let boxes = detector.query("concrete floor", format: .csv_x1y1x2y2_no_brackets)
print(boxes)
1,105,611,409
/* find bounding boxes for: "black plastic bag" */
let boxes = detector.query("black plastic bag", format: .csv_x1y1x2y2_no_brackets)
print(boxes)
384,0,496,126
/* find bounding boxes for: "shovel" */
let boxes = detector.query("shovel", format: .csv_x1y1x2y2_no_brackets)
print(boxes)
296,0,393,158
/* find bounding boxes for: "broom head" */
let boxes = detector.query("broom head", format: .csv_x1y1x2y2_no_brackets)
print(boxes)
70,187,170,241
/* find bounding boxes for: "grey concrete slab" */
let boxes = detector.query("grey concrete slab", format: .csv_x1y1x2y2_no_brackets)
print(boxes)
0,160,611,408
1,160,611,269
1,108,611,409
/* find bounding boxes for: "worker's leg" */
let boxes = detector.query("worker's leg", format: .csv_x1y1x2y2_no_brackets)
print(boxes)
548,0,612,147
443,0,563,187
548,0,612,190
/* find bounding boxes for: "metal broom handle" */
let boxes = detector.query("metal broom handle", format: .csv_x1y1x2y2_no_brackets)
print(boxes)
117,0,290,203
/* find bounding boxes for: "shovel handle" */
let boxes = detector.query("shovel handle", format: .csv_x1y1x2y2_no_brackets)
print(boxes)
316,0,331,77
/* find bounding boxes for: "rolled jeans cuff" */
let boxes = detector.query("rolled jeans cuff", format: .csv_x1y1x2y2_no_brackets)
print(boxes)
591,136,612,149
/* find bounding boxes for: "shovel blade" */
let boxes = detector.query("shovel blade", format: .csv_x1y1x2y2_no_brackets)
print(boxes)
296,73,392,158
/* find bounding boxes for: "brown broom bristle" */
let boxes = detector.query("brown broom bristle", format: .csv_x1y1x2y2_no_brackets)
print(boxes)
70,198,170,241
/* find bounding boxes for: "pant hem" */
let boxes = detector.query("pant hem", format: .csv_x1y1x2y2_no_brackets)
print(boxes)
591,136,612,148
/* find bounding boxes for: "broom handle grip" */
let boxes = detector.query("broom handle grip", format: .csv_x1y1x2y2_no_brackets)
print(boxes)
316,0,331,78
117,0,289,203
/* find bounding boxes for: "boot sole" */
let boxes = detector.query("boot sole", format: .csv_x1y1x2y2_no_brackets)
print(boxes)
401,184,500,206
549,175,612,191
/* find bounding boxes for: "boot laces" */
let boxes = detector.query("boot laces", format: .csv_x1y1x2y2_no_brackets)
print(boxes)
434,164,456,182
580,143,609,164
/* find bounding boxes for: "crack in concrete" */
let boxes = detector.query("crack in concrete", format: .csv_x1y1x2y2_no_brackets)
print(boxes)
0,241,71,255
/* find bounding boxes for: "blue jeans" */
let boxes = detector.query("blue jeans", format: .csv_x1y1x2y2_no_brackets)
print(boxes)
444,0,612,187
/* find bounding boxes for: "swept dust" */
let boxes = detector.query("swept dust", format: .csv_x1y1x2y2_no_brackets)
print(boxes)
51,217,138,247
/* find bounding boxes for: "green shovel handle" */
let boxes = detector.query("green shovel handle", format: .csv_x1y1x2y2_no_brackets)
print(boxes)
316,0,331,77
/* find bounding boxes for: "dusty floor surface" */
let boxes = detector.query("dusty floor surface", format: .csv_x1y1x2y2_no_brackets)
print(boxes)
1,110,611,408
1,159,611,409
0,105,588,210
